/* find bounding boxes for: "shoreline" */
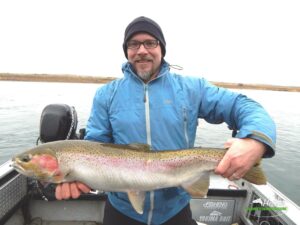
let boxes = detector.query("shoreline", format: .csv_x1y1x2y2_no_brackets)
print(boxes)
1,73,300,92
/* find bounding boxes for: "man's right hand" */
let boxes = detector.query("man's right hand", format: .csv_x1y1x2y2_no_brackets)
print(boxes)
55,182,91,200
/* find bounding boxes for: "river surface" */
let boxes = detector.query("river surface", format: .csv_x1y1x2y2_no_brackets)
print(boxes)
0,81,299,206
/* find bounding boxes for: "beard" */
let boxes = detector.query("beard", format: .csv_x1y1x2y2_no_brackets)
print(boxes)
137,70,153,82
130,56,160,82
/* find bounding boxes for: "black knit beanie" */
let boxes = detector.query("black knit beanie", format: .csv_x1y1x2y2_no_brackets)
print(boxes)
123,16,166,58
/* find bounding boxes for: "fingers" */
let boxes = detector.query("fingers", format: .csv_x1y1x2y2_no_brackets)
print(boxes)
55,183,70,200
55,182,91,200
216,138,266,181
55,183,63,200
76,182,91,193
215,138,242,179
215,154,242,180
216,161,244,181
224,138,234,149
215,138,235,176
214,153,230,176
58,183,71,200
229,172,243,181
215,148,248,180
70,182,81,199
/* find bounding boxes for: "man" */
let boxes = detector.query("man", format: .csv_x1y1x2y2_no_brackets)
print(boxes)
55,16,276,225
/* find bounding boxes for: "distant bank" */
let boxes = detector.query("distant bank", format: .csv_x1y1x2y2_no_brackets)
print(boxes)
1,73,300,92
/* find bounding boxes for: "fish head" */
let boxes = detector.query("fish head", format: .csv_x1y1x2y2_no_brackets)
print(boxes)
11,147,65,183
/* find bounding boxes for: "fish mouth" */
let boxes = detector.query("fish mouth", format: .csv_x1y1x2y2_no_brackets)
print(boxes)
10,159,27,173
10,159,42,179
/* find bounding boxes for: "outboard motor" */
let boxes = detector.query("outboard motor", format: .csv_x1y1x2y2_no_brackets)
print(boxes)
37,104,78,144
31,104,88,200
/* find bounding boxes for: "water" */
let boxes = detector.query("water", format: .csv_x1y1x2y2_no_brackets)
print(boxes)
0,81,99,162
1,81,299,206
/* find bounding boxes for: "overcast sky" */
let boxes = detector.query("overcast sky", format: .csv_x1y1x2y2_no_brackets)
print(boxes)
1,0,299,86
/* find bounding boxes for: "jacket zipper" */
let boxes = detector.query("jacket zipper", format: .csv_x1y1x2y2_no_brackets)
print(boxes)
183,108,190,148
143,84,154,225
147,191,155,225
144,85,152,145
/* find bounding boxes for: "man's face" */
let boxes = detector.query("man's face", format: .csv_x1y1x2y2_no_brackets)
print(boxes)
127,33,162,82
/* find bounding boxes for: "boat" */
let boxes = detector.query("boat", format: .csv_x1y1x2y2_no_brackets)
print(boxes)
1,104,300,225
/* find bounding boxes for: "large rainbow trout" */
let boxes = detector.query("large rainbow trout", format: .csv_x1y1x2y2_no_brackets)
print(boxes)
11,140,266,214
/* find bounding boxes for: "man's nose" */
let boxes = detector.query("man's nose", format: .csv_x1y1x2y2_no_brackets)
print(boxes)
137,44,148,54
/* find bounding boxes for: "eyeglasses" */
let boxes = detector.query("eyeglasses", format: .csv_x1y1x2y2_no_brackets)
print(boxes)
127,40,159,50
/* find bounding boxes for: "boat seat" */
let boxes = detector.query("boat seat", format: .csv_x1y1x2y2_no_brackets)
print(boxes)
208,188,247,197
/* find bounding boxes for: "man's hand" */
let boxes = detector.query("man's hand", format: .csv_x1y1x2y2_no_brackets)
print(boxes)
215,138,266,180
55,182,91,200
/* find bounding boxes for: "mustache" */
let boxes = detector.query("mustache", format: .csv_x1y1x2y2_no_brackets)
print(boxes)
134,56,153,61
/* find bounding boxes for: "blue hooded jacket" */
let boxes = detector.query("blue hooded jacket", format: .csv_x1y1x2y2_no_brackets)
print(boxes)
85,61,276,224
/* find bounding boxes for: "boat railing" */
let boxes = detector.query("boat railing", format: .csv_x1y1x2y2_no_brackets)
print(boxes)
0,162,27,225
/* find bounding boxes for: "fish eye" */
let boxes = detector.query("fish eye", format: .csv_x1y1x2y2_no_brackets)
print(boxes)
21,154,32,162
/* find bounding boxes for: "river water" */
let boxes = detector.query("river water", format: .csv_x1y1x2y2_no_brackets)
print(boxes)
0,81,299,206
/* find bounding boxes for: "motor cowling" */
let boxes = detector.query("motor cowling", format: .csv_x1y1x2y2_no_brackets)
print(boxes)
38,104,78,143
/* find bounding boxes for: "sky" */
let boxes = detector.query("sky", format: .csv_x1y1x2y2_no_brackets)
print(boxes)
0,0,300,86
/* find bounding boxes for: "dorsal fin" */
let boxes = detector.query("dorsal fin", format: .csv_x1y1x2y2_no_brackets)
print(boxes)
100,143,151,152
127,143,151,151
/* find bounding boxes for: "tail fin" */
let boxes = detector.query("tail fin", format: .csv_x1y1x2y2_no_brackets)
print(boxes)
243,162,267,185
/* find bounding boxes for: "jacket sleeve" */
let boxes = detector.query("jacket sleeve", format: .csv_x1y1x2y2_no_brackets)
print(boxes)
198,78,276,157
84,85,113,143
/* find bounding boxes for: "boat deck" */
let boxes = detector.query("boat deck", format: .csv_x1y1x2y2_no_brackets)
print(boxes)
29,221,100,225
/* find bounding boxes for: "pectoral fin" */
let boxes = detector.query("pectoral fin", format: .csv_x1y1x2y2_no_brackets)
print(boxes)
127,191,146,214
182,172,210,197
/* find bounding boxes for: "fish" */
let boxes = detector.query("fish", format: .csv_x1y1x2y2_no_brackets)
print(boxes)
11,140,267,214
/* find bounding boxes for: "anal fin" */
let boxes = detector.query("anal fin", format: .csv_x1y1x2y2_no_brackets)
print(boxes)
182,172,210,197
127,191,146,214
